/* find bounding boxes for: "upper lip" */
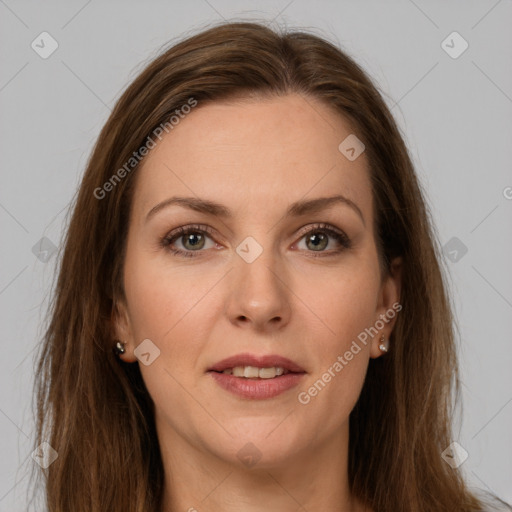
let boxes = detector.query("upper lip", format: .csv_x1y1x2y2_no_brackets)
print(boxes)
208,353,306,373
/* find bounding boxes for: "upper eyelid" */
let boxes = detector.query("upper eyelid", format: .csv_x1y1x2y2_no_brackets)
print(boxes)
164,224,216,240
295,222,345,238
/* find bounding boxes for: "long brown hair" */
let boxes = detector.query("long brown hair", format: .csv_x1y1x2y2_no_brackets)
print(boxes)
32,20,509,512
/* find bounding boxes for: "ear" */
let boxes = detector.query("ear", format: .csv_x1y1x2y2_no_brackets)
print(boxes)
111,298,137,363
370,256,402,359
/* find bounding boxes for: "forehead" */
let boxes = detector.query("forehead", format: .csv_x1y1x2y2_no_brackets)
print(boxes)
131,93,372,222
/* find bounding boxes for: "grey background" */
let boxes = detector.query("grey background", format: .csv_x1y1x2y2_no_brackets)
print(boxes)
1,0,511,509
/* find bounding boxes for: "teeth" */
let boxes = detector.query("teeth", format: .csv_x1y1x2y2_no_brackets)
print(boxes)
222,366,288,379
232,367,244,377
258,367,278,379
244,366,259,378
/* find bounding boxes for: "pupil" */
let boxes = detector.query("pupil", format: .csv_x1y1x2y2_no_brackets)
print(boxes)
185,233,203,249
308,233,327,251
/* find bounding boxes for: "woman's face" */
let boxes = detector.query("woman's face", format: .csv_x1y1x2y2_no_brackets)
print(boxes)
114,93,401,469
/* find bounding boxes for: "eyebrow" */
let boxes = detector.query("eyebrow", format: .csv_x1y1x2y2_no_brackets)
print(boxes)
145,194,365,226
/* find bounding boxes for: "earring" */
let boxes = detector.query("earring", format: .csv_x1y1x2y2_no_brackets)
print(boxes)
113,340,126,356
379,335,389,353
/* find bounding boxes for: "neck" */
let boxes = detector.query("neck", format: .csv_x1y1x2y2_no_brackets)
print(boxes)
157,419,365,512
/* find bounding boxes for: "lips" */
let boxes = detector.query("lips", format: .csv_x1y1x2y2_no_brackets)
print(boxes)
208,353,306,374
208,352,306,400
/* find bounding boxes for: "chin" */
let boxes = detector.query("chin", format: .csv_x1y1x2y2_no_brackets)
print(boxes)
207,418,307,469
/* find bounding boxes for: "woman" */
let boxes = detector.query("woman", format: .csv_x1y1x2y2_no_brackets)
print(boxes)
32,20,511,512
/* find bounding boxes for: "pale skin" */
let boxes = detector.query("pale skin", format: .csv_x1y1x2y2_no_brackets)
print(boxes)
114,93,401,512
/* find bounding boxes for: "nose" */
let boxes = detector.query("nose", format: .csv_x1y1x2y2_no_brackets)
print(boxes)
225,245,292,333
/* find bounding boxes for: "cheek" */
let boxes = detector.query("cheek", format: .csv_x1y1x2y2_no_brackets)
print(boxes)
122,252,217,441
293,259,381,349
291,263,379,420
294,290,375,434
122,244,216,343
122,247,223,405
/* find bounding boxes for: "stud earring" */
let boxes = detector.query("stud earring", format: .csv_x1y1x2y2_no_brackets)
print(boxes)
113,340,126,356
379,335,389,353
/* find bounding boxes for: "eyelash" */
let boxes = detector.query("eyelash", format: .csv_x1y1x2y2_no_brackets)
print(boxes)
161,223,352,259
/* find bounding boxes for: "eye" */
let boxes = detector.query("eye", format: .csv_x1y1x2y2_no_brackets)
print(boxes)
161,224,217,258
161,223,352,259
294,223,352,257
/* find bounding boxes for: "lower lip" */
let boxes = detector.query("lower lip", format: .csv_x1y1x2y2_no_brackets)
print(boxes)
209,371,305,399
